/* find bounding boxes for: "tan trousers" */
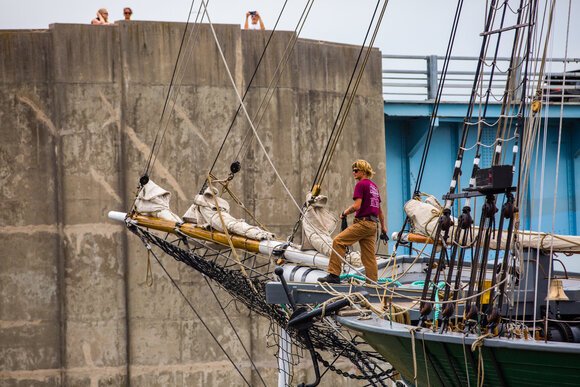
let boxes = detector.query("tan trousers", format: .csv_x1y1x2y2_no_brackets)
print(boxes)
327,219,378,282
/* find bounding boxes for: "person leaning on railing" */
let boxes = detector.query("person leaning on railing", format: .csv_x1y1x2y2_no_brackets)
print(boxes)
91,8,112,25
123,7,133,21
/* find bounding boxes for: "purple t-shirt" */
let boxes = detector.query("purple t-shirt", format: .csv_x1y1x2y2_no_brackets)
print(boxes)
353,179,381,218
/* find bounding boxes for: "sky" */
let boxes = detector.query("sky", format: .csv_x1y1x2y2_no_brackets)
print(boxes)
1,0,579,59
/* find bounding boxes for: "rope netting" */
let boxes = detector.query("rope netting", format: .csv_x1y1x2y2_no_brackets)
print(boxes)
130,224,395,385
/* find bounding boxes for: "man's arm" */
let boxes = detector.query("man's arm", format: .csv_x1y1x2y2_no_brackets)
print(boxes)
340,198,362,219
379,207,387,234
244,12,250,29
258,15,265,30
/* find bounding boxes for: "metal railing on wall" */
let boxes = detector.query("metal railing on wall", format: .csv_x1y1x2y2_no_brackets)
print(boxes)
382,54,580,102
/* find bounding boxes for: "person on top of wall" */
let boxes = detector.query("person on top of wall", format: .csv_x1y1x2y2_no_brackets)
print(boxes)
318,160,387,284
91,8,112,25
244,11,265,30
123,7,133,21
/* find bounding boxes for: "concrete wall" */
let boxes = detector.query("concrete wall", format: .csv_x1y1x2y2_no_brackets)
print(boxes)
0,21,385,386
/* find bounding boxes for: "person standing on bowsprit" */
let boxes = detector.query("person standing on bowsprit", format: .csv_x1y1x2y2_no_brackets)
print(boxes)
318,160,387,284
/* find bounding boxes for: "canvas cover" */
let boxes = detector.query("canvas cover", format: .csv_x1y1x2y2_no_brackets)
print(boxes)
404,195,580,253
183,187,275,241
300,193,362,267
134,180,182,222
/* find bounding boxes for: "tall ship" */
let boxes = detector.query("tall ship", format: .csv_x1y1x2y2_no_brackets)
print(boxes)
104,0,580,386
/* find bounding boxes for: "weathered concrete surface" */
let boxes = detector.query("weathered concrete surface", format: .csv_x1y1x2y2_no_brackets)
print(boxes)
0,21,385,386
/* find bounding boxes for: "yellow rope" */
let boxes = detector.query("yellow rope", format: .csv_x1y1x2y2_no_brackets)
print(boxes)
145,249,154,287
409,327,420,387
471,332,492,387
462,334,471,387
421,331,431,387
207,176,258,293
212,173,272,232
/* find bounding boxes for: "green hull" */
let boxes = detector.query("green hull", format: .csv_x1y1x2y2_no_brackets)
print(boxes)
339,317,580,387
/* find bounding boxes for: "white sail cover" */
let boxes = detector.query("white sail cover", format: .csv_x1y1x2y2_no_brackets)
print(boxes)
134,180,182,222
301,193,336,255
299,193,362,267
183,187,275,241
404,195,445,237
404,196,580,253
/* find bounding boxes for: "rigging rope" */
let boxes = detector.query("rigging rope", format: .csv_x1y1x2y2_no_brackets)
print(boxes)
413,0,465,196
192,0,381,286
203,277,268,387
204,0,290,184
195,0,310,231
142,0,206,180
391,0,464,254
235,0,315,161
543,0,571,339
141,241,252,386
310,0,387,191
531,0,556,337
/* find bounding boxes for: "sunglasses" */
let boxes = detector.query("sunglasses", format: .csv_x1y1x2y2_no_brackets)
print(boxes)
352,169,360,173
124,12,132,14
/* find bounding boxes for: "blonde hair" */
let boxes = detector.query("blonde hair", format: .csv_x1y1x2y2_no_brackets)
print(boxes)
352,159,375,178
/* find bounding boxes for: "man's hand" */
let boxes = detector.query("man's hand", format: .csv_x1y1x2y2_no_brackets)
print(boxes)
380,231,389,243
340,213,348,231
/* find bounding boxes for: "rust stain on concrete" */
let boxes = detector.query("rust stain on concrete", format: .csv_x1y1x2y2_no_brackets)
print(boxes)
173,103,209,147
17,96,59,137
63,223,124,253
0,224,58,235
123,125,187,201
0,320,44,329
99,92,187,201
89,167,122,204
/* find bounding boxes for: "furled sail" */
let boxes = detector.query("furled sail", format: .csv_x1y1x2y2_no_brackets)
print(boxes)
404,195,580,253
300,192,362,267
183,187,275,241
301,193,335,256
135,180,182,222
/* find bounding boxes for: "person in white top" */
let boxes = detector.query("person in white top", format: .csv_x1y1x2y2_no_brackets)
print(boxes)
244,11,265,30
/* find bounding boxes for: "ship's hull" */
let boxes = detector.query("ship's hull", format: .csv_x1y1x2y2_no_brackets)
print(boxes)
338,317,580,387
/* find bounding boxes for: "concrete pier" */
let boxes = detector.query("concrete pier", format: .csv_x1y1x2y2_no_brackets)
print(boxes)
0,22,385,386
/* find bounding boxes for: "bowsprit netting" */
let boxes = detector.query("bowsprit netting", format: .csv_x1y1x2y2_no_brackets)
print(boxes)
129,224,395,385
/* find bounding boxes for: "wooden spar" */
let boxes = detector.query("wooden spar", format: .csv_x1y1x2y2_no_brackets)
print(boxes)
406,233,436,244
130,214,263,253
396,229,580,253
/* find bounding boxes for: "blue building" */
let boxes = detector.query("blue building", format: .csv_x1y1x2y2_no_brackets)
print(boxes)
382,55,580,252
